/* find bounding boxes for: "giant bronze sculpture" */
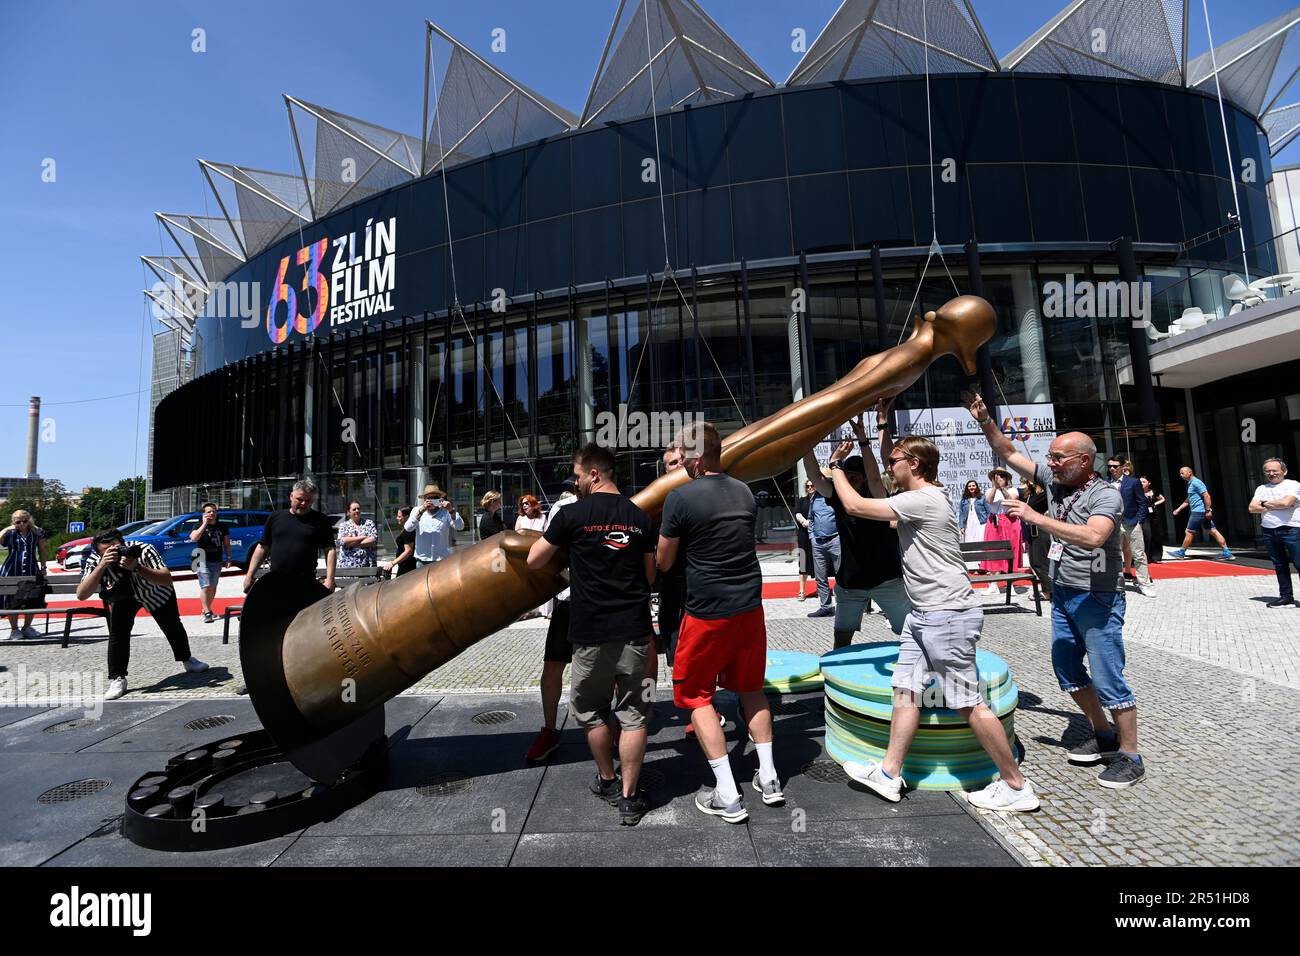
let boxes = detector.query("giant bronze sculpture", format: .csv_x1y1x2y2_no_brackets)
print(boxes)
241,294,997,779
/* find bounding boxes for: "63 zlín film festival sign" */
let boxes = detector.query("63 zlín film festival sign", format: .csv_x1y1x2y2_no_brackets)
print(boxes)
814,404,1058,495
265,216,398,344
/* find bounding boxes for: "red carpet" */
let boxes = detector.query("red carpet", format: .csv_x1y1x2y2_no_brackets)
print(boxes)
1148,560,1270,579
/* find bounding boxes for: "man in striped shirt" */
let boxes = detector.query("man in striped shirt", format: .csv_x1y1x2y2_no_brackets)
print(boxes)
77,528,208,700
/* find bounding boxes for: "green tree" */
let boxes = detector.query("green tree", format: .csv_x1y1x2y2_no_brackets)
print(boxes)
77,477,146,531
2,478,71,534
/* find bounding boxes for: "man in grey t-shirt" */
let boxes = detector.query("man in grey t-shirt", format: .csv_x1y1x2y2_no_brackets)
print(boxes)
967,393,1145,790
827,435,1038,814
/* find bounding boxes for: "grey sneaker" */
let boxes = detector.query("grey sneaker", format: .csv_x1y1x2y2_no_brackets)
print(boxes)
807,607,835,619
844,759,904,802
751,771,785,806
590,773,622,805
1067,733,1120,765
1098,754,1146,789
695,788,748,823
21,624,42,639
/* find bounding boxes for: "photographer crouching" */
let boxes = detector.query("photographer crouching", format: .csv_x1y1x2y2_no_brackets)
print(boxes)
76,528,209,701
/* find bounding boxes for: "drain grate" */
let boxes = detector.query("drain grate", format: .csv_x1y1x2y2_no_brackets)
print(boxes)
38,778,112,805
801,759,849,784
416,773,473,796
637,767,665,793
184,715,236,731
770,700,809,716
43,718,97,734
471,710,517,726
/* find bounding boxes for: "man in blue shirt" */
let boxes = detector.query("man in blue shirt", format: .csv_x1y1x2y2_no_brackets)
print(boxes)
1107,457,1154,596
1170,467,1233,560
803,471,840,618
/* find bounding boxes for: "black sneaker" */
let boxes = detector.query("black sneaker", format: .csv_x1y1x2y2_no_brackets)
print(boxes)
1098,753,1146,789
1267,597,1299,608
807,607,835,619
618,790,649,826
1067,733,1120,765
590,773,621,805
203,611,216,624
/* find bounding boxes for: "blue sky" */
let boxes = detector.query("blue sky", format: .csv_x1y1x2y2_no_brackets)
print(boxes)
1,0,1296,490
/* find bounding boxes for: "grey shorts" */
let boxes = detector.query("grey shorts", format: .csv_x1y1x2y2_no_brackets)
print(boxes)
569,640,653,730
892,607,985,710
834,578,911,636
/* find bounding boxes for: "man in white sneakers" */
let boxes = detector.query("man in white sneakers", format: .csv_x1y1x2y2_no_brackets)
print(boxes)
827,435,1038,813
1250,458,1300,608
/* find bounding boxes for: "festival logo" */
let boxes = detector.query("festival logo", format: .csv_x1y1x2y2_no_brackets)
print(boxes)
265,216,397,343
1001,416,1031,443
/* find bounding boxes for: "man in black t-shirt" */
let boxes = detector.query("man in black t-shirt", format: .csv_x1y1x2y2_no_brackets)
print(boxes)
242,479,337,593
528,442,656,826
653,440,688,666
801,412,911,648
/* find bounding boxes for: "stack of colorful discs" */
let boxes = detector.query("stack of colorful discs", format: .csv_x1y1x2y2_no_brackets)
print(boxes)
820,642,1020,792
763,650,824,694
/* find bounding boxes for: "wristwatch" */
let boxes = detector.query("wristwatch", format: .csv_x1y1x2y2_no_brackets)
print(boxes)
976,415,992,426
829,460,845,471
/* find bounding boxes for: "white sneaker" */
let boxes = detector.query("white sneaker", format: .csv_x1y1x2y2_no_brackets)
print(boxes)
844,759,904,802
967,778,1040,812
1137,583,1156,597
105,677,127,701
184,656,210,673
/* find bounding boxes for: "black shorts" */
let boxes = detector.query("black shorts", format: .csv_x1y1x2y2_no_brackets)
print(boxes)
544,600,573,664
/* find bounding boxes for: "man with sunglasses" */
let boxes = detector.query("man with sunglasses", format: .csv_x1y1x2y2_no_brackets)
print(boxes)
967,393,1144,790
1107,456,1154,596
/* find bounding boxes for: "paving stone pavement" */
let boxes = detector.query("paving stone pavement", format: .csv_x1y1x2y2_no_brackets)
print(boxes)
3,571,1297,866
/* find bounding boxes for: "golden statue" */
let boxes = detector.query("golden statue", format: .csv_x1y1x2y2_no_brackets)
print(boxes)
241,294,996,778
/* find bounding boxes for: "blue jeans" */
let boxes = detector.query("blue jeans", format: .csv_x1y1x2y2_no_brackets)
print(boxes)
1262,526,1300,599
1050,584,1135,710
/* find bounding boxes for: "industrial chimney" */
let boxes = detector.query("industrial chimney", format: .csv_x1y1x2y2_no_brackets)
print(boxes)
24,396,40,479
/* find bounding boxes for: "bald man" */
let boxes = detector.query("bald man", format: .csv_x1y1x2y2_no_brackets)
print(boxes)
968,394,1145,790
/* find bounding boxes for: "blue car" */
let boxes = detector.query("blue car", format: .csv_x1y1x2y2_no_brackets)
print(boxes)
126,510,272,571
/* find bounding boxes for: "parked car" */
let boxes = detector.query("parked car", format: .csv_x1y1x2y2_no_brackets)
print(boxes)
125,511,272,571
58,519,153,569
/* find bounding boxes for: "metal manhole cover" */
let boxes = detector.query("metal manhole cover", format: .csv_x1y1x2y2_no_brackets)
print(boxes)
801,759,849,784
184,715,236,731
638,768,665,792
38,778,112,804
416,773,473,796
44,718,97,734
471,710,517,726
770,700,808,716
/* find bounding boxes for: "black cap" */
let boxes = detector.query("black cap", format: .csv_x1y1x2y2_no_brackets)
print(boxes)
841,456,866,474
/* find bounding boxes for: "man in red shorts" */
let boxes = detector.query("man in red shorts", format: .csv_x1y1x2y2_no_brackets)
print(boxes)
657,421,782,823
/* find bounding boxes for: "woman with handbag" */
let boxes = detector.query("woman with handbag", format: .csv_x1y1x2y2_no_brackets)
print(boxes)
1,509,47,639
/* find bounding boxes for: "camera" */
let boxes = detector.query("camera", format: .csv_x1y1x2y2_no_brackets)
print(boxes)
120,544,144,561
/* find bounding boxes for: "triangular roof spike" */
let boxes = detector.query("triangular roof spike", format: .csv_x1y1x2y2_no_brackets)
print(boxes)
1002,0,1185,86
1187,6,1300,116
141,255,207,294
155,214,209,285
155,213,244,262
1263,101,1300,154
580,0,773,127
200,159,313,258
788,0,998,86
422,20,576,172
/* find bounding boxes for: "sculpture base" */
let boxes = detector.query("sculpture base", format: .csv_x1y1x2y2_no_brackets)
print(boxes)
122,728,385,851
821,642,1024,792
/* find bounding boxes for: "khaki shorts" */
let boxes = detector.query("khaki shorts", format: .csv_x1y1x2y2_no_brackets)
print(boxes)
569,640,653,730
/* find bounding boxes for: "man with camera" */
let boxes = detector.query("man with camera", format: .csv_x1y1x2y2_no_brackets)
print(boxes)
404,483,464,567
77,528,209,701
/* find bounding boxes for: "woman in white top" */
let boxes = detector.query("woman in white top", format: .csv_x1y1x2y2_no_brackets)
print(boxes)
980,468,1024,575
957,480,988,543
515,495,547,618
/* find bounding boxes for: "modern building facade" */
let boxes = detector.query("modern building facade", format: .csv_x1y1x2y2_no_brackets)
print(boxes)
148,1,1300,545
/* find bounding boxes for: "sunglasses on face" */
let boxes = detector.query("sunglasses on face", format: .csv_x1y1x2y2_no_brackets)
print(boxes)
887,455,913,466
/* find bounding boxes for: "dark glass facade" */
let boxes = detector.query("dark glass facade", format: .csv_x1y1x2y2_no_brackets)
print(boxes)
159,73,1277,539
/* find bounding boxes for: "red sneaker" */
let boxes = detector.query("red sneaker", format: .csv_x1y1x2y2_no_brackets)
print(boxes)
525,726,561,762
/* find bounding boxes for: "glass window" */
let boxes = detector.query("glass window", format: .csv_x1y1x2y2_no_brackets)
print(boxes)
960,76,1021,163
1203,97,1231,180
573,206,623,283
623,197,675,278
619,117,670,203
850,168,914,247
503,320,530,460
450,236,484,305
675,104,727,189
790,173,851,254
675,187,733,265
911,165,970,245
783,88,844,175
485,149,524,229
483,226,526,299
1015,77,1077,163
1165,91,1215,175
571,126,620,210
535,314,575,461
1037,263,1109,407
1175,171,1225,260
843,82,904,169
1078,165,1137,242
900,77,964,166
1069,80,1128,165
524,139,571,222
1131,168,1184,244
446,163,485,240
1120,84,1173,170
528,216,571,292
726,95,785,183
968,164,1029,242
1025,165,1086,242
731,180,791,261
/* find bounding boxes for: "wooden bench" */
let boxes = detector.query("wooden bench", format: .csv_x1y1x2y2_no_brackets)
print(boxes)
0,576,111,647
960,540,1043,616
222,565,385,644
